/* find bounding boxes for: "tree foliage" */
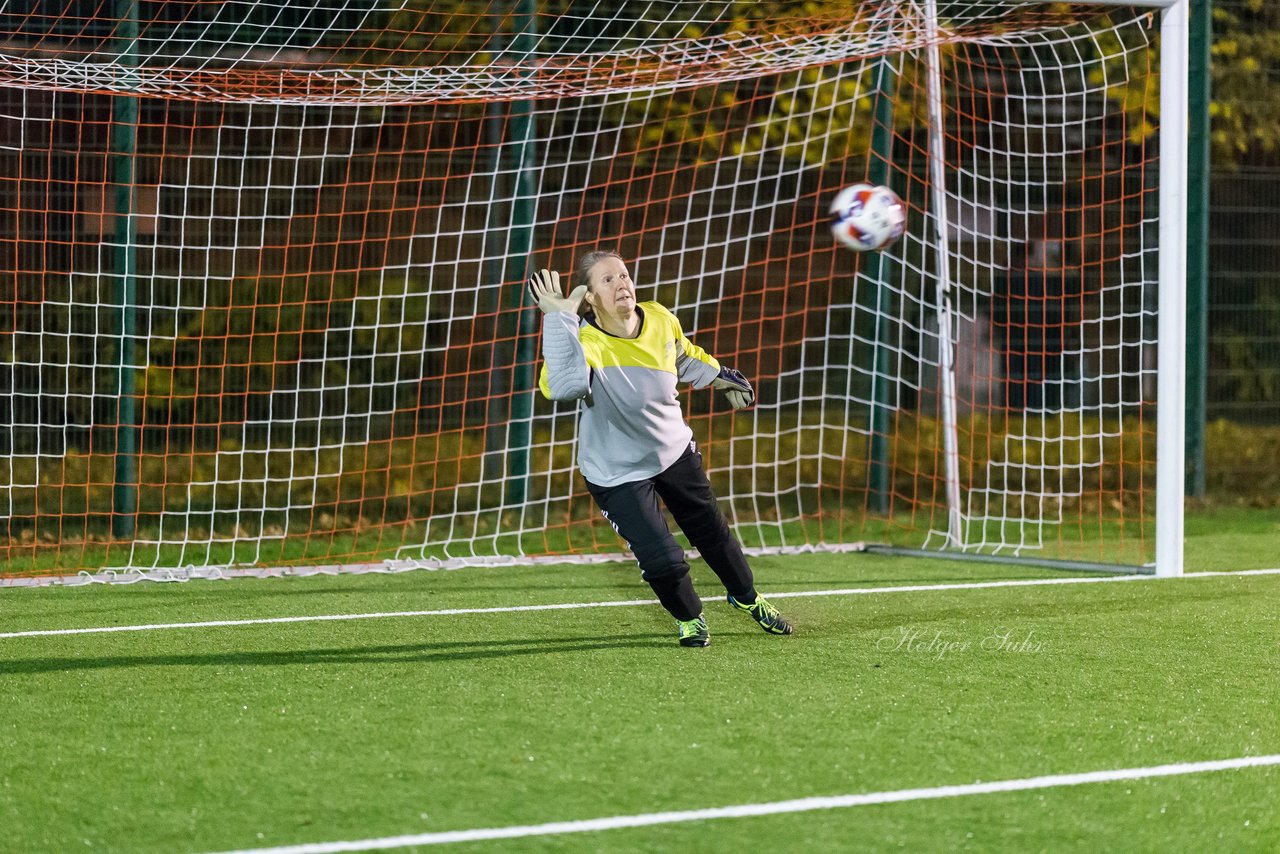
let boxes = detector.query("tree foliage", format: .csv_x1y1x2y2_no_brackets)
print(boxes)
1084,1,1280,166
1210,0,1280,163
355,1,1280,169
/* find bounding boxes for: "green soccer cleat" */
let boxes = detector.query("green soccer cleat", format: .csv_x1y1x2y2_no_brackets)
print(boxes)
727,594,794,635
676,614,710,647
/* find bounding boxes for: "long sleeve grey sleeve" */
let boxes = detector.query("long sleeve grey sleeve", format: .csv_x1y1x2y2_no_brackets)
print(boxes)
538,310,591,401
671,318,721,389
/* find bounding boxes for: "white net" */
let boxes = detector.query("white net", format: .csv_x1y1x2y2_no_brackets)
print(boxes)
0,1,1168,579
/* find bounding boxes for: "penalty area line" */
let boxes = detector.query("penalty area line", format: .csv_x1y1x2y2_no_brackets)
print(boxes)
3,567,1278,640
206,753,1280,853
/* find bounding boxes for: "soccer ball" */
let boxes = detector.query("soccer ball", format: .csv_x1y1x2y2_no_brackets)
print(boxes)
829,183,906,252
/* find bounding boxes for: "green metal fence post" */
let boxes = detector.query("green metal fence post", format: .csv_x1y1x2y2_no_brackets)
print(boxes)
1185,0,1212,498
503,0,539,508
864,57,899,516
111,0,139,539
482,0,539,509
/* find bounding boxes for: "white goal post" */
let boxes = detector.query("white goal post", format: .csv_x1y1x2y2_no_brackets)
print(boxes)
1154,0,1190,578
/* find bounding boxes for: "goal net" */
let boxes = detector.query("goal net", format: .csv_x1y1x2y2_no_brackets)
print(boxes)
0,0,1185,580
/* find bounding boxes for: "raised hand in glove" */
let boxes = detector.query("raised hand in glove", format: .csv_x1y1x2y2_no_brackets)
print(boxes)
712,366,755,410
527,269,588,315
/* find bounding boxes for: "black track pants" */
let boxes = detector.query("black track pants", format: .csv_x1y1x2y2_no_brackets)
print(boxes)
586,443,756,620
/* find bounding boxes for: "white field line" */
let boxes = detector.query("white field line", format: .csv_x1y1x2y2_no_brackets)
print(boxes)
3,568,1278,641
206,753,1280,854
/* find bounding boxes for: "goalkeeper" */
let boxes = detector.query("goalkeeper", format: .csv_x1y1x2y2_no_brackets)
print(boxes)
530,250,793,648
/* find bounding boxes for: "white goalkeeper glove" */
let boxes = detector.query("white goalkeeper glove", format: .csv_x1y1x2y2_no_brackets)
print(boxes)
712,366,755,410
527,269,588,315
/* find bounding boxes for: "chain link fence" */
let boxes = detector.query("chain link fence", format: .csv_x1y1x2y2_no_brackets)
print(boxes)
1206,0,1280,500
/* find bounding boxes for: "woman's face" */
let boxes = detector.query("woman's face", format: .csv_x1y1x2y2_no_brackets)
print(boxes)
585,256,636,317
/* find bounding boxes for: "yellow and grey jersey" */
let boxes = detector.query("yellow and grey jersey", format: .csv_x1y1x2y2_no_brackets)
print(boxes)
538,302,721,487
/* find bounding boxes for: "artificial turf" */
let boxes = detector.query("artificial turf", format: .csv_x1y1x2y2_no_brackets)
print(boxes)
1,513,1277,853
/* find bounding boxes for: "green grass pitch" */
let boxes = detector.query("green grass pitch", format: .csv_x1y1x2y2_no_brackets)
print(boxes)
1,508,1277,852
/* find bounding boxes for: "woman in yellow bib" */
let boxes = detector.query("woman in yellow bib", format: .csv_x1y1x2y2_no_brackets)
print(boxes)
530,250,793,647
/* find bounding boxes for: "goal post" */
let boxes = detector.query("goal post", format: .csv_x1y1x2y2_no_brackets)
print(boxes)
0,0,1189,581
1155,0,1189,578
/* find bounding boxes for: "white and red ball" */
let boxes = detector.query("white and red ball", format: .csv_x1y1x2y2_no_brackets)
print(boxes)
829,183,906,252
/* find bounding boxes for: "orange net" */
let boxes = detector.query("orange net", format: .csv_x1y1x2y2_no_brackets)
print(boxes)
0,2,1162,580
